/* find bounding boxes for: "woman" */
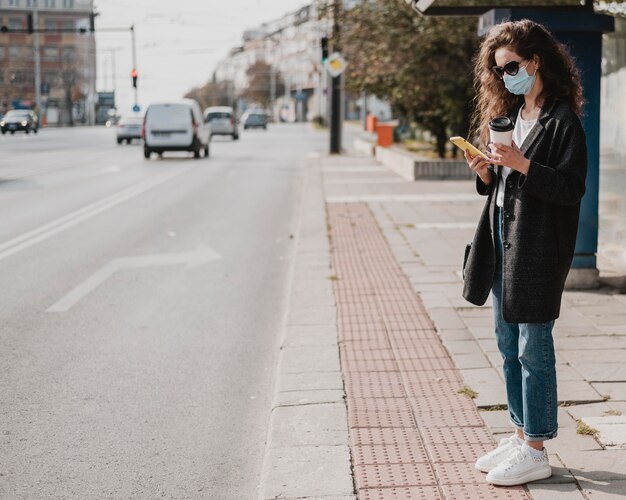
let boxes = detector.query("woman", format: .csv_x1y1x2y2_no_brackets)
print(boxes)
462,20,587,486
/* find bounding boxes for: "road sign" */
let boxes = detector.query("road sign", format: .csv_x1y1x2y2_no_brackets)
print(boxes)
326,52,347,78
132,104,141,112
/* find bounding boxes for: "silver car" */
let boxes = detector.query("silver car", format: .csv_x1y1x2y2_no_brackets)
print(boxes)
116,115,144,144
204,106,239,140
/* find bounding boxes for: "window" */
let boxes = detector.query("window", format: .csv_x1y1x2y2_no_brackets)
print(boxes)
8,0,21,7
9,45,21,60
44,0,56,8
0,47,5,60
63,0,74,7
8,18,22,30
61,20,73,30
43,46,58,60
27,0,36,7
45,19,56,31
43,71,58,86
61,46,74,60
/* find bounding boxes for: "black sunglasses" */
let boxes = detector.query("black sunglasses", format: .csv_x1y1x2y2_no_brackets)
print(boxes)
492,59,527,79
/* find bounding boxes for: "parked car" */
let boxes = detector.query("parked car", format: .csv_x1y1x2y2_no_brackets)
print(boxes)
242,110,268,130
116,115,144,144
204,106,238,140
142,99,210,159
0,109,38,135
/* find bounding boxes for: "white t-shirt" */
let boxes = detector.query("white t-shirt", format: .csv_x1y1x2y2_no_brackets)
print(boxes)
496,106,537,208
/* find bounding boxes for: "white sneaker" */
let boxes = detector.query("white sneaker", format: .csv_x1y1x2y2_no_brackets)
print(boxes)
475,434,522,473
486,444,552,486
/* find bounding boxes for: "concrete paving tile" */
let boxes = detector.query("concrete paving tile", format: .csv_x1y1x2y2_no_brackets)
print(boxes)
479,410,514,434
287,305,337,326
525,482,585,499
442,339,484,356
607,401,626,414
579,479,626,499
556,364,588,382
437,328,474,342
450,351,493,370
460,315,494,328
260,445,353,499
485,350,504,369
274,389,346,408
555,336,626,350
569,363,626,383
459,368,507,408
425,308,466,330
550,422,603,455
565,402,616,421
279,345,341,374
268,403,349,447
589,314,626,327
552,325,610,337
559,349,626,364
477,337,500,352
278,371,345,392
558,380,605,404
592,382,626,401
468,325,495,339
556,449,626,482
580,416,626,448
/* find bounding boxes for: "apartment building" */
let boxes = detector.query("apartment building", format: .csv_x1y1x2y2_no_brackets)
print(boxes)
0,0,96,125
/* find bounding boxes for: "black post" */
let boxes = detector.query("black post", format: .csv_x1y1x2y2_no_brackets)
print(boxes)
329,0,342,154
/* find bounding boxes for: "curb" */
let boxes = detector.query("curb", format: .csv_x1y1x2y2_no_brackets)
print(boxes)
258,152,355,500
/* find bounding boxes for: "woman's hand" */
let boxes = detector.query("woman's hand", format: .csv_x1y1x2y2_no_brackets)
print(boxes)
489,142,531,175
464,149,492,185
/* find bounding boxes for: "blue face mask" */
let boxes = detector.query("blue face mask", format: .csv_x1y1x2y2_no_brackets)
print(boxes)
503,63,536,95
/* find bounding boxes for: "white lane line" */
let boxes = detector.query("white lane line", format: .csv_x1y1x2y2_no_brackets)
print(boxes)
47,245,221,313
325,194,480,203
0,168,189,262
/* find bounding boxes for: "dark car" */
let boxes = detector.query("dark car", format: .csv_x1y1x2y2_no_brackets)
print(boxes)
242,110,268,130
1,110,39,135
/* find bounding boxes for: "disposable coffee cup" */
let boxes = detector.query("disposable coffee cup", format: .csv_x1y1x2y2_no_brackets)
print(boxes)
489,116,514,147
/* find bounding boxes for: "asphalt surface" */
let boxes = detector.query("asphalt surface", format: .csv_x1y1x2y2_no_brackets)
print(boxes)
0,124,325,499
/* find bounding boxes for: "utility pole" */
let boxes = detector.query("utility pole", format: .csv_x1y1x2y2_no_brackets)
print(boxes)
270,64,276,118
329,0,342,154
33,0,42,116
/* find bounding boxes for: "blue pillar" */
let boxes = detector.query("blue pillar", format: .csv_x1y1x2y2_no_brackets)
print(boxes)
479,9,614,277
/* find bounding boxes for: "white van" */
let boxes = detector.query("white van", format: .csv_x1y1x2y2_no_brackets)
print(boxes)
142,99,210,159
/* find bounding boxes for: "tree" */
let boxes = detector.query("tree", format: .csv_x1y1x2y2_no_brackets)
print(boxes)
241,60,285,108
341,0,479,158
185,80,232,110
60,57,81,127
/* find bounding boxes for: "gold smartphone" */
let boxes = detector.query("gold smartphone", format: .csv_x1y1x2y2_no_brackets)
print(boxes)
449,136,488,159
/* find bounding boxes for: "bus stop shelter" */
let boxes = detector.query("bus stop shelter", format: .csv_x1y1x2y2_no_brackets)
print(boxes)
406,0,615,288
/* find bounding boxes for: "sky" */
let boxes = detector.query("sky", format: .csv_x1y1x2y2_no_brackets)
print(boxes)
94,0,309,114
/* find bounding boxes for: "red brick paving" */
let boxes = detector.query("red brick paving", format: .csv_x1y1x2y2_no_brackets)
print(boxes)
327,202,530,500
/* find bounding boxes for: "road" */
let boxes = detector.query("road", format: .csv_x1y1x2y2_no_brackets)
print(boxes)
0,124,325,499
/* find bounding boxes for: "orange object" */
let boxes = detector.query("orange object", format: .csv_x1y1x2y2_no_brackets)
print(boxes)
366,114,378,132
376,123,394,147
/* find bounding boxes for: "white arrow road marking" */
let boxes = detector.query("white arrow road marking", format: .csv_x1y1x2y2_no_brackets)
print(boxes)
0,168,189,263
46,245,221,313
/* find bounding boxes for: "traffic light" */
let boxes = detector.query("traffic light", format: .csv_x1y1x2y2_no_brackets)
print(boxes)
321,37,329,64
27,14,34,34
131,68,138,88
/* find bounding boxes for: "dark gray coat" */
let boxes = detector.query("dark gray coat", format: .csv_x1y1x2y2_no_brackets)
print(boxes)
462,98,588,323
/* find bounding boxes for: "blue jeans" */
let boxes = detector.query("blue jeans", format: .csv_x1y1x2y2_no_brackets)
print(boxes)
492,206,558,441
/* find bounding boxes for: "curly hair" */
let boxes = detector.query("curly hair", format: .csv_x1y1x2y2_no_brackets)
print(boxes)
471,19,584,148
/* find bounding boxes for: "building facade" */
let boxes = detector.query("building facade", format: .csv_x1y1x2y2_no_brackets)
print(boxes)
0,0,96,125
213,3,328,122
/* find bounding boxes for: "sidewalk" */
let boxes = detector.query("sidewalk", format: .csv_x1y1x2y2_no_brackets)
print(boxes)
322,148,626,498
